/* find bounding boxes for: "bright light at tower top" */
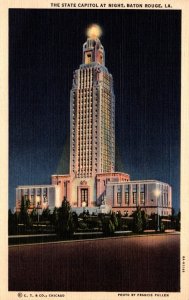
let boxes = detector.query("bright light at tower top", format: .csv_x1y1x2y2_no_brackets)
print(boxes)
86,24,102,39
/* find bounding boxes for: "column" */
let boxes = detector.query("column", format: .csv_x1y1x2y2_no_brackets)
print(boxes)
77,187,81,207
129,184,133,206
137,183,140,206
114,184,118,206
47,187,50,206
41,188,44,208
145,184,147,206
28,189,32,208
121,184,125,206
88,187,91,207
40,188,43,207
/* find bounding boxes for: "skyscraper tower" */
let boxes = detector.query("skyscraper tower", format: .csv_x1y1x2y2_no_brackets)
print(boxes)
70,24,115,179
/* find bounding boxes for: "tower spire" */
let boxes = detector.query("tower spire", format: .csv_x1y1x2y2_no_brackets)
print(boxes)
82,24,105,65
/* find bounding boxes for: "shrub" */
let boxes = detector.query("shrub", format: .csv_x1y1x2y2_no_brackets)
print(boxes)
132,206,143,233
55,197,74,238
160,222,165,233
102,218,115,236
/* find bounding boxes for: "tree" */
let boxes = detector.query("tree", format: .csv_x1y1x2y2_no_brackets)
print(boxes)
116,211,123,230
149,213,156,230
141,210,149,231
55,197,74,237
160,222,165,232
72,211,79,231
110,212,118,230
102,216,115,236
8,209,17,235
171,207,175,216
101,212,118,236
175,210,181,231
18,197,30,226
41,207,51,222
51,207,58,225
132,206,143,233
30,208,38,223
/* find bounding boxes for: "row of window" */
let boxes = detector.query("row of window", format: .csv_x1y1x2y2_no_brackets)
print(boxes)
21,194,48,204
79,74,93,80
76,173,93,178
20,188,48,196
101,94,111,101
78,148,98,155
78,116,93,121
77,106,93,112
101,112,112,120
77,90,93,95
117,192,145,205
79,83,93,87
78,168,93,172
77,132,94,138
77,140,96,145
78,145,93,150
79,77,93,81
79,68,94,75
102,83,111,89
73,112,93,118
77,123,93,129
77,99,93,105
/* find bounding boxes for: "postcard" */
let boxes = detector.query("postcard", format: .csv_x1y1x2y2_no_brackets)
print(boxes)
0,0,189,299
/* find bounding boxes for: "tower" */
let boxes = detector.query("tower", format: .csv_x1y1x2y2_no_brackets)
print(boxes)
70,25,115,180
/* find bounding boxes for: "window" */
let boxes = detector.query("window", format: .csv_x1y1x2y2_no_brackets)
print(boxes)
81,188,88,204
117,192,121,204
125,192,129,204
133,192,137,204
140,192,145,205
140,185,145,205
132,184,137,204
85,52,92,64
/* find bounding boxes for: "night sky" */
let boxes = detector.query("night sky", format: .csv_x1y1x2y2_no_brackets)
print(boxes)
9,9,181,212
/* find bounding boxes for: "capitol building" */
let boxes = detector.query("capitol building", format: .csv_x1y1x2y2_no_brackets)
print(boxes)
16,25,172,217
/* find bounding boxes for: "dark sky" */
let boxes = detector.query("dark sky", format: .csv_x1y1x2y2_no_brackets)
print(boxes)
9,9,181,212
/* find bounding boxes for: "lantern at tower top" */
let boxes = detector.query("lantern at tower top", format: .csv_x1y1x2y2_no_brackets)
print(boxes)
86,24,102,39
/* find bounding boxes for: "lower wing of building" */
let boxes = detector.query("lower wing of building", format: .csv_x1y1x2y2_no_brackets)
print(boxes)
15,173,172,217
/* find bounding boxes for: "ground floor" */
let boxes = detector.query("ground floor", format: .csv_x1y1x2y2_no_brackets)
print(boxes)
16,172,172,217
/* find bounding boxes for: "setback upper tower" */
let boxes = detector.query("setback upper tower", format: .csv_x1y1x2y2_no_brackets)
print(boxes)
70,24,115,179
82,37,105,65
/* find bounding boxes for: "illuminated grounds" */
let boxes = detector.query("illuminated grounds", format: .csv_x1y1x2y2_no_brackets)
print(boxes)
9,233,180,292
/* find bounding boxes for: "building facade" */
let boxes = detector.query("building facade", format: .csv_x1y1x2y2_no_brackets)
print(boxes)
15,25,172,216
16,185,61,213
106,180,172,216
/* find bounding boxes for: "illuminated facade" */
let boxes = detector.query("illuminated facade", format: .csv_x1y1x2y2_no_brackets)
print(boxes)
16,26,172,216
70,36,115,177
106,180,172,216
16,185,61,213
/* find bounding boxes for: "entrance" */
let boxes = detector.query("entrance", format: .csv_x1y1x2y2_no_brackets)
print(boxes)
81,188,88,206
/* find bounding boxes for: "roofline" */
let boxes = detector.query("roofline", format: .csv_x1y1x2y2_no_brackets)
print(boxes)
96,172,130,176
107,179,171,186
51,174,70,177
16,185,57,189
